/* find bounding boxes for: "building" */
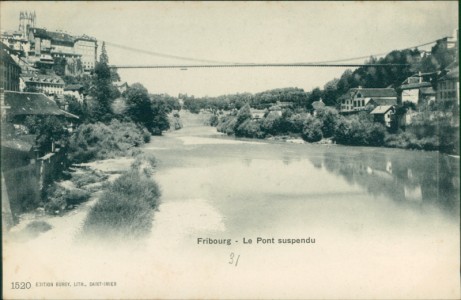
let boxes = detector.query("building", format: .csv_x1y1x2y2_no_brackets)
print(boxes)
339,87,397,113
4,91,78,123
28,28,97,72
114,81,129,94
370,105,395,128
0,11,35,57
20,73,64,96
74,36,98,71
437,64,459,125
0,31,30,57
250,109,266,120
1,43,21,91
2,13,98,72
437,65,459,105
18,11,36,39
63,84,85,102
399,74,435,106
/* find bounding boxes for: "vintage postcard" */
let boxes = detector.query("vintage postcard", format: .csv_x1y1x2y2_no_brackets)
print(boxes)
1,1,460,299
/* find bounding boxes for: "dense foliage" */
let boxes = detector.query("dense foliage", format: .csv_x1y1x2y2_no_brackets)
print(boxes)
82,155,161,240
24,115,70,153
68,120,149,163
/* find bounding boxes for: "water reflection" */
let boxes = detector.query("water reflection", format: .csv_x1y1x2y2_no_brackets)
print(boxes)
310,149,460,217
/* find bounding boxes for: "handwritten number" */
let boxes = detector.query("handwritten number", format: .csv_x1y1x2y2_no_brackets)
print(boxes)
229,253,240,267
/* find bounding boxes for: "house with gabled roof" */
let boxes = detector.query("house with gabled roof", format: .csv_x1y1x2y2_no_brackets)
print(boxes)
339,87,397,114
4,91,78,123
370,105,396,128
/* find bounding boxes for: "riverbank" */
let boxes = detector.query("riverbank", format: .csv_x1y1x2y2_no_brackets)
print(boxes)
205,107,459,154
5,157,134,243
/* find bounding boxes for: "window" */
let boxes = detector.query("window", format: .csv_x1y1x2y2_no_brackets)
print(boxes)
357,93,362,98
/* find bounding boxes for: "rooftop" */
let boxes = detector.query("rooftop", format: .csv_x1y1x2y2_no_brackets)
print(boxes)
420,87,436,95
20,74,65,85
312,99,325,110
439,66,459,81
4,91,78,119
351,88,397,98
370,105,394,114
1,47,20,69
29,27,96,44
369,98,398,106
400,82,432,90
46,30,75,44
64,84,84,91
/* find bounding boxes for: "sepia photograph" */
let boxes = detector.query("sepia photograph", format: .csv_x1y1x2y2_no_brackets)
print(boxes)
1,1,460,299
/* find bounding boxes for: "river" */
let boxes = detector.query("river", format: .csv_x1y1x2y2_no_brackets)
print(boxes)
3,113,460,299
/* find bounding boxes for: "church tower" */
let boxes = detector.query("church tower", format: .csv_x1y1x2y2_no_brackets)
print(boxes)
19,11,36,38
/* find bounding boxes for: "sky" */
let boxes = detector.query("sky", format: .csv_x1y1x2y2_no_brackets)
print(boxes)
1,1,458,97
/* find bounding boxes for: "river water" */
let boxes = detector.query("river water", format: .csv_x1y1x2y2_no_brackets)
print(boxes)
142,117,460,299
3,114,460,299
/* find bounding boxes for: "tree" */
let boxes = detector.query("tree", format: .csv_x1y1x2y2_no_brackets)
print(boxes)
150,98,170,135
53,57,67,76
24,86,40,93
302,117,323,142
99,42,109,64
315,107,339,138
88,45,119,123
24,116,69,153
65,95,86,121
99,41,121,82
322,78,339,106
125,83,155,131
236,104,252,125
307,88,322,109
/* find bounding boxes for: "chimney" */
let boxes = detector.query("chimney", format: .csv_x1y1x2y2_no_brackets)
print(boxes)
418,71,422,83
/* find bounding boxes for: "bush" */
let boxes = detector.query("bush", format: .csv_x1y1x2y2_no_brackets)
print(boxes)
209,114,219,126
333,114,386,146
66,188,92,205
315,107,339,138
384,131,416,149
288,113,309,134
217,115,237,135
169,114,183,130
109,171,160,208
71,170,108,188
131,153,158,177
142,128,151,143
82,168,161,239
261,113,282,135
82,190,153,239
68,120,147,163
385,131,440,151
367,123,387,146
302,117,323,142
44,184,91,214
235,119,265,138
